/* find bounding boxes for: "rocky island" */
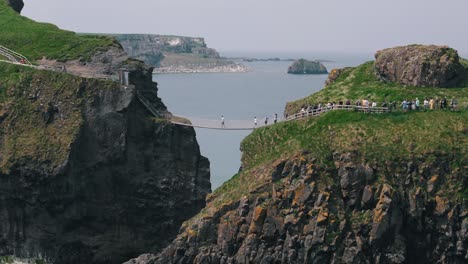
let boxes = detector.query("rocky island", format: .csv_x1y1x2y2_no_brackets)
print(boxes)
127,44,467,264
287,59,328,74
114,34,247,74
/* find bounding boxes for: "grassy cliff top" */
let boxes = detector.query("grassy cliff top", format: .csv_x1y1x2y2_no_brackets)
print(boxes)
285,61,468,115
0,1,119,62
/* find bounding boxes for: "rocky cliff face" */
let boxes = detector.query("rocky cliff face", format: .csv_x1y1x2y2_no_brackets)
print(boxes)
128,149,466,264
6,0,23,13
0,60,210,263
287,59,328,74
374,45,466,87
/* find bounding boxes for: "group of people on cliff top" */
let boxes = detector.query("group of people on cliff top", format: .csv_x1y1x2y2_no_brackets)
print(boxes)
399,97,458,112
298,99,379,115
297,97,459,115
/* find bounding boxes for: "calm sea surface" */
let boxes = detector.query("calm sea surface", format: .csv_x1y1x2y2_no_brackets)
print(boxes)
153,52,371,189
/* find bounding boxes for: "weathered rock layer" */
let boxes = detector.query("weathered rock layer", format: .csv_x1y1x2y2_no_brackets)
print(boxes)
374,45,466,87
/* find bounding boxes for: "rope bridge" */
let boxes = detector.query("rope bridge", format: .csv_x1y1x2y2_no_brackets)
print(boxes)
170,105,390,130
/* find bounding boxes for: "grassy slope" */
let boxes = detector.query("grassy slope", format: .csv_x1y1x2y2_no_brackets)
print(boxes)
285,61,468,115
0,1,118,61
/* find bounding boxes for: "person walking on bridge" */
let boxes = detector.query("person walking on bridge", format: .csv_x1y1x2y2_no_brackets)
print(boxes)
221,116,225,128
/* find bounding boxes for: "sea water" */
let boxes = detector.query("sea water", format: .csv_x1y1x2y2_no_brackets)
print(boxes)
154,52,371,189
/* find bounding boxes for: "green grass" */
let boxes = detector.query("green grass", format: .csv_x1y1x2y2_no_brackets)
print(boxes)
241,110,467,170
0,1,119,61
285,61,468,115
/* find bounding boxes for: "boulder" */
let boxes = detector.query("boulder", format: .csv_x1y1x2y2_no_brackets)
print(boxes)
374,45,466,87
325,68,349,86
7,0,24,13
287,59,328,74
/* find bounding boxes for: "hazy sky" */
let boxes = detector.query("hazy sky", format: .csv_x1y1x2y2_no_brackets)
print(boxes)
23,0,468,54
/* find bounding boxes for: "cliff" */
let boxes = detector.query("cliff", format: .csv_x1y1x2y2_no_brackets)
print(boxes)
287,59,328,74
0,3,210,264
114,34,246,73
127,45,467,264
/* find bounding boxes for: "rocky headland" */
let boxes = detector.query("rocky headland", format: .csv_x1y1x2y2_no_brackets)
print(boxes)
0,2,211,264
114,34,247,74
127,45,467,264
287,59,328,74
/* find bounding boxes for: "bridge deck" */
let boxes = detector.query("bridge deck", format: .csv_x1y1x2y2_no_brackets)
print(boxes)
170,106,390,130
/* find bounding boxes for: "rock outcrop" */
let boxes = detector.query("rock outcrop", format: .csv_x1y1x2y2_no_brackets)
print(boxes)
374,45,466,87
287,59,328,74
325,68,349,86
114,34,246,73
0,60,211,263
6,0,23,13
129,150,466,264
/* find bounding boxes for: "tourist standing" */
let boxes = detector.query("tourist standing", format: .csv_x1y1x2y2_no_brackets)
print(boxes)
450,98,457,111
415,98,420,110
429,98,435,110
254,117,257,127
401,100,408,112
274,113,278,124
264,117,268,125
221,116,225,128
423,98,429,110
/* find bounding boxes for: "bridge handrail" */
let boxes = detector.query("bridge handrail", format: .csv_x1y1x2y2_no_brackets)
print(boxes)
0,45,32,65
